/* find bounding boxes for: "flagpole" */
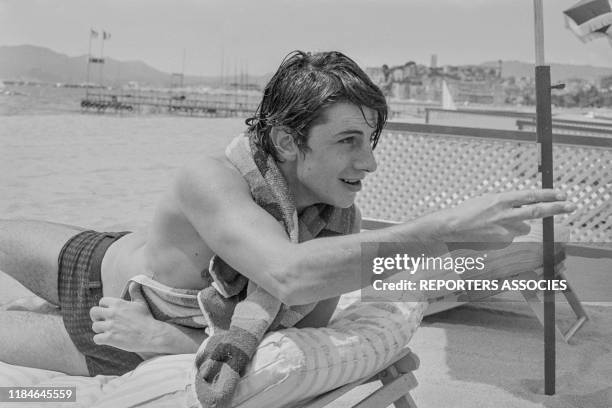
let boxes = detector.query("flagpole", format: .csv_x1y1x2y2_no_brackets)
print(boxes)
533,0,556,396
86,29,93,90
99,31,107,88
181,48,186,88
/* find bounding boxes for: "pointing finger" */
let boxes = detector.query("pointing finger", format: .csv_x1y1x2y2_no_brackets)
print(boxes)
502,189,567,207
508,202,576,221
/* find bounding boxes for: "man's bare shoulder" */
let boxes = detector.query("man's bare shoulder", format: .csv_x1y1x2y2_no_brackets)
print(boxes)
174,153,251,208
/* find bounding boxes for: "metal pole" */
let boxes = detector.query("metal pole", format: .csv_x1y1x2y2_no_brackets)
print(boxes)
221,45,224,88
86,30,93,90
181,49,186,88
533,0,556,395
99,34,105,88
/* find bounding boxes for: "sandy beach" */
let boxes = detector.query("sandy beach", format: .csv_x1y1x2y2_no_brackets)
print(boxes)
1,114,611,408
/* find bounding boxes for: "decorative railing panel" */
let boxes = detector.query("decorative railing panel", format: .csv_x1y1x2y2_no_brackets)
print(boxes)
357,123,612,244
516,120,612,138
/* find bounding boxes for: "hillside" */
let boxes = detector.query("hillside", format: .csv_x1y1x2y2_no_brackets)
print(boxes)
0,45,269,87
0,45,170,86
2,45,611,87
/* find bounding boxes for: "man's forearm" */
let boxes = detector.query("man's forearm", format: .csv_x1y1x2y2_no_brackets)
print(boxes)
284,213,449,305
143,321,208,357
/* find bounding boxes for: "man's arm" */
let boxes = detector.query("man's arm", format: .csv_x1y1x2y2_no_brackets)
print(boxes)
141,323,207,357
175,159,575,306
293,208,362,329
91,295,207,357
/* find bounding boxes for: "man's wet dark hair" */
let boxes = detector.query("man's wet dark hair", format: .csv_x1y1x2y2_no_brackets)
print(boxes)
245,50,388,161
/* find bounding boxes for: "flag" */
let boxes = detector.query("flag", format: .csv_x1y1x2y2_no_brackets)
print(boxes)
564,0,612,44
103,31,111,40
90,29,98,39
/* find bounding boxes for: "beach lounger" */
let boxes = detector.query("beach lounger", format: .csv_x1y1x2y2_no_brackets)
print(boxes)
0,296,425,408
296,348,419,408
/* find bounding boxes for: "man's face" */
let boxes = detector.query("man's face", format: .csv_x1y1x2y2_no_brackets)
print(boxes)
293,102,378,209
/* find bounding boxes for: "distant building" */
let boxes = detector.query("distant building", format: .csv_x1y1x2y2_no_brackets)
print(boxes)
446,80,504,105
367,60,503,105
600,75,612,90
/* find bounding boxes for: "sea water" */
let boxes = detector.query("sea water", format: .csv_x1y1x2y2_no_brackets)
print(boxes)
1,86,246,228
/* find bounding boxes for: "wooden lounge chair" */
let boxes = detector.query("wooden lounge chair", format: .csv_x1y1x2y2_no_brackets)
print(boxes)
297,348,419,408
0,291,425,408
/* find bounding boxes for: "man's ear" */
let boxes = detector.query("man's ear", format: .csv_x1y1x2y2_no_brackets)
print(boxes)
270,127,299,161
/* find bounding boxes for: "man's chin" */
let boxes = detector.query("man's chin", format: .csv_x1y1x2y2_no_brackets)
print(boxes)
311,189,356,209
331,194,357,209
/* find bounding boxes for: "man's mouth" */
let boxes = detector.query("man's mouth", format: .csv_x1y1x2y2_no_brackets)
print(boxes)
340,178,362,186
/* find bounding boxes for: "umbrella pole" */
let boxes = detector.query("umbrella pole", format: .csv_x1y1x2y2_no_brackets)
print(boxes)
533,0,556,396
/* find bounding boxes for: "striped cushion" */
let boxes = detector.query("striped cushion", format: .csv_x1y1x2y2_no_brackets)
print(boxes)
0,298,425,408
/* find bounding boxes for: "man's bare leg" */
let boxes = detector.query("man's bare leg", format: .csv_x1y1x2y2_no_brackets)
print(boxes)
0,219,88,374
0,219,84,305
0,311,89,375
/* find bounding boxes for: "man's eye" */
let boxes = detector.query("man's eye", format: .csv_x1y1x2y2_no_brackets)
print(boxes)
339,137,355,144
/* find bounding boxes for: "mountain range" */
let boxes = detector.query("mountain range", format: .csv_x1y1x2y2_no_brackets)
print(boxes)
0,45,270,88
2,45,611,87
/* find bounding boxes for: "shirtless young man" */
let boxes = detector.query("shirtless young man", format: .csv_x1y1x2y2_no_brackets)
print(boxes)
0,50,575,377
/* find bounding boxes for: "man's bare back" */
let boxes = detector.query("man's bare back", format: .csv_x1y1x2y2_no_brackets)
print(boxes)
101,154,237,298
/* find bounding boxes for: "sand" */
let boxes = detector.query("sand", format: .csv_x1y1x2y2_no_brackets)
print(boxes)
0,114,610,408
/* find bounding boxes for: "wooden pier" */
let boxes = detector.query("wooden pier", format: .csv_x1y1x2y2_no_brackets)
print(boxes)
80,89,260,117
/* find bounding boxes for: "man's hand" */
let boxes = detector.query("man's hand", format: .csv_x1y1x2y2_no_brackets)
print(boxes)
433,189,575,243
90,285,166,354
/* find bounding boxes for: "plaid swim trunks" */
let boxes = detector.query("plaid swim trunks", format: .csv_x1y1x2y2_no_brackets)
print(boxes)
57,230,145,376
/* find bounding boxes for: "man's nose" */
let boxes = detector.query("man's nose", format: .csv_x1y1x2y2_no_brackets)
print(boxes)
355,144,377,173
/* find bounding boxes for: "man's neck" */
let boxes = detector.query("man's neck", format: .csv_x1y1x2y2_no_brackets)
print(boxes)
276,159,317,212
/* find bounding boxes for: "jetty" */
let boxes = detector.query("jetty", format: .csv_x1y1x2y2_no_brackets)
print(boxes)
80,89,261,117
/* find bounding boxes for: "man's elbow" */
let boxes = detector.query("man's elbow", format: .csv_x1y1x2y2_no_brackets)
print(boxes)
271,269,300,306
270,259,312,306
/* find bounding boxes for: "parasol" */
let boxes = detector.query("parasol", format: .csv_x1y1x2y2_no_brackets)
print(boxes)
563,0,612,43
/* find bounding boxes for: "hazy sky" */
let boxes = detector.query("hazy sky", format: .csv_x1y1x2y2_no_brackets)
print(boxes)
1,0,611,76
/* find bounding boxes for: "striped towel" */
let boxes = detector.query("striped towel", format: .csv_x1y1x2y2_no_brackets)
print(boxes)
193,133,357,407
122,274,208,329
